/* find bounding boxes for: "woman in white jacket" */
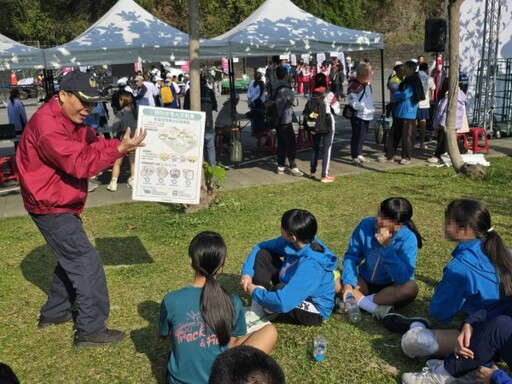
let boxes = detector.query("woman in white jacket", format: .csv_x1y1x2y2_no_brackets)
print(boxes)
347,64,375,165
308,73,341,183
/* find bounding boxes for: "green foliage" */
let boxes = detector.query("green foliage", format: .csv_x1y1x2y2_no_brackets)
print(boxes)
203,162,226,192
0,0,444,46
0,157,511,383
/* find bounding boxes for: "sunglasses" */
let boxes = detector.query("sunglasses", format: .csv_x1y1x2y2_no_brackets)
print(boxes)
71,92,96,111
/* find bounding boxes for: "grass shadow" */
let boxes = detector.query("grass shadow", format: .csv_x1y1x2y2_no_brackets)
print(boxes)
414,274,439,289
217,272,247,300
20,245,54,294
21,237,153,293
130,300,169,384
94,236,154,266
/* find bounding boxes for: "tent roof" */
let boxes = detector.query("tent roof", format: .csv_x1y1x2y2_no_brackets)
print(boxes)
213,0,383,56
0,34,45,70
44,0,225,68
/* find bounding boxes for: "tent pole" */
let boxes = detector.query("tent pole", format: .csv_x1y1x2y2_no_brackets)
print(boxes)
229,58,236,126
380,49,385,114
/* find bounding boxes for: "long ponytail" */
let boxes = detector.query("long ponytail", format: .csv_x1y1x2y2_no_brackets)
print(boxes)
380,197,423,248
189,231,234,346
446,199,512,295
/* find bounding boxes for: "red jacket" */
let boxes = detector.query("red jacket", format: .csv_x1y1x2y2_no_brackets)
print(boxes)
16,97,123,215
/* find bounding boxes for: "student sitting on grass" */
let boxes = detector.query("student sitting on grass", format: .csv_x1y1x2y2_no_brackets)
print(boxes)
339,197,423,319
159,231,277,384
209,345,285,384
383,199,512,359
240,209,338,327
402,296,512,384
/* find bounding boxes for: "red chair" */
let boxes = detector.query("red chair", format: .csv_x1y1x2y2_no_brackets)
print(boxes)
468,127,489,154
296,126,313,149
256,131,276,155
455,132,469,151
0,157,19,186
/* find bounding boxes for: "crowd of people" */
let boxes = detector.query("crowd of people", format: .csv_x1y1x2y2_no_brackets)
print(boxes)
6,52,472,190
5,57,510,383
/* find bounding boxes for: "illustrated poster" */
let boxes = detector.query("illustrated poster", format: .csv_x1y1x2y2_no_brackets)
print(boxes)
132,106,205,205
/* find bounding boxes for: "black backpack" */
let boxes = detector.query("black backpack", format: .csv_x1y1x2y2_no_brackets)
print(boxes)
303,92,332,134
264,84,291,129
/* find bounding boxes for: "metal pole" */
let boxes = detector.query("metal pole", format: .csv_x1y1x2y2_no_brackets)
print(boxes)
229,58,236,126
380,49,385,114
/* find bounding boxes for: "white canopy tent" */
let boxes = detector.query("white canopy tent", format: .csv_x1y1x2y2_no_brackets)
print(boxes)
0,33,45,70
212,0,383,56
212,0,386,115
44,0,226,68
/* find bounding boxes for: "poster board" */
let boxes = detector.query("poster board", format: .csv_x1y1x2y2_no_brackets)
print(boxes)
132,106,205,204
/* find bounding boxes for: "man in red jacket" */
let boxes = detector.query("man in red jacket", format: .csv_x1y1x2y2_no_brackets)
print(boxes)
16,71,146,347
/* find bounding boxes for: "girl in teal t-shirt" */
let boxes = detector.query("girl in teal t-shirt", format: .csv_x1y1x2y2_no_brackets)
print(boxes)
159,231,277,384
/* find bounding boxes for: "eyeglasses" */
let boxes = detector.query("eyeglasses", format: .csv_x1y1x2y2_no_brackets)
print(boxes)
71,92,95,111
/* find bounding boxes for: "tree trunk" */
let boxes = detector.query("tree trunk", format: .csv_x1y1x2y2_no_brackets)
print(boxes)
188,0,200,112
184,2,222,214
446,0,486,179
445,0,465,172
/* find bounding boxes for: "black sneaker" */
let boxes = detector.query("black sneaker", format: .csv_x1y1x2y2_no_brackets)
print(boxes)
38,312,74,329
74,329,125,347
382,313,431,334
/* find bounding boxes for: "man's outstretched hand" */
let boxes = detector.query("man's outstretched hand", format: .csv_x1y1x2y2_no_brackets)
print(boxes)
118,127,147,153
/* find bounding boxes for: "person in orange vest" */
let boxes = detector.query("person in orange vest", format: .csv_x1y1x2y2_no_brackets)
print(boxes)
10,71,17,86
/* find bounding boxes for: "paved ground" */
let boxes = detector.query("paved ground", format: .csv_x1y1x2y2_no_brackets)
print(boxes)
1,83,511,218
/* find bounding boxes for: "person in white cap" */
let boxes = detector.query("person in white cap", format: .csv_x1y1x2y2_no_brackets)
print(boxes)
134,75,152,107
16,70,147,347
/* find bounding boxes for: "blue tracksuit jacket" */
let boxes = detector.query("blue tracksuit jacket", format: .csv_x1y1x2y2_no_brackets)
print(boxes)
429,238,500,324
342,217,418,288
241,236,338,320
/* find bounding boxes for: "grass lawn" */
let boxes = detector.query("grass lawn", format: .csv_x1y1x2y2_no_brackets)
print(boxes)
1,156,511,384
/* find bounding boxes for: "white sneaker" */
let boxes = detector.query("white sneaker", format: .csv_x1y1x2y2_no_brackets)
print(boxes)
372,304,394,320
88,182,99,192
427,156,440,164
352,157,364,166
399,158,412,165
127,177,134,188
277,166,285,175
106,180,117,192
377,156,394,163
357,155,370,164
402,365,455,384
289,167,303,177
244,308,270,334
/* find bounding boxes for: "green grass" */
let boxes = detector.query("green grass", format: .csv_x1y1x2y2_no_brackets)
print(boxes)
1,157,511,384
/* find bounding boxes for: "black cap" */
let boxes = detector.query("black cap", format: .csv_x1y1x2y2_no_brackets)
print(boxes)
60,71,103,102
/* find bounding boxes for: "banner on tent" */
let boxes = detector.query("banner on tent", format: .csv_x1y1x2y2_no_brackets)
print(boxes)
132,106,206,205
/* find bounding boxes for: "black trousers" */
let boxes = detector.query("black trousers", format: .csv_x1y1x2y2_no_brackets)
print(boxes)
444,316,512,378
252,249,322,326
31,212,109,335
276,123,298,168
385,118,415,160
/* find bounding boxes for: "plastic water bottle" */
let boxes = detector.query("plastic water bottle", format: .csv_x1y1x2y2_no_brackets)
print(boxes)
313,335,327,362
345,293,362,323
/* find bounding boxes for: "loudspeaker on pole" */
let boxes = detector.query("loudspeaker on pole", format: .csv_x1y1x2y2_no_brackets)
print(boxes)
424,19,447,52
